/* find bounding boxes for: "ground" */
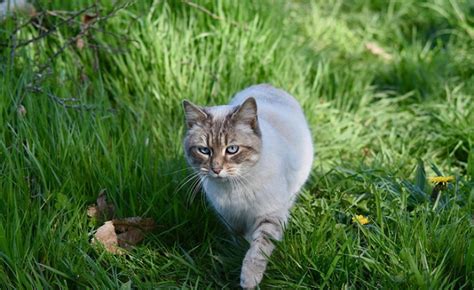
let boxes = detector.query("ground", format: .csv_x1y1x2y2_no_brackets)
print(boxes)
0,0,473,288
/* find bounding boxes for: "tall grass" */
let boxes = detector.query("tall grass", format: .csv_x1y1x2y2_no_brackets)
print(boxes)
1,0,473,288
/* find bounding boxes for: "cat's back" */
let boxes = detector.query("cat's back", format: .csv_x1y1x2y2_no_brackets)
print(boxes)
231,84,313,193
230,84,310,143
230,84,301,113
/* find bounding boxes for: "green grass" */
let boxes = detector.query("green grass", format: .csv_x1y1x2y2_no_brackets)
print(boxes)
1,0,473,288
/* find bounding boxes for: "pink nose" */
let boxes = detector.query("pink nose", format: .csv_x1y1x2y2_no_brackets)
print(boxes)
212,167,222,174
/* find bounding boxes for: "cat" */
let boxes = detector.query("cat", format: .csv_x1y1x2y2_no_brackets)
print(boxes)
183,84,313,289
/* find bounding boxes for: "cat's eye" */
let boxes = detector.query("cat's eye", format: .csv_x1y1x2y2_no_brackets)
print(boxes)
198,146,211,155
226,145,239,154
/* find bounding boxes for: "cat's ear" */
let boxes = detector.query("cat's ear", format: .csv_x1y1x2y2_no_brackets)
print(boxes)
183,100,208,129
232,97,260,135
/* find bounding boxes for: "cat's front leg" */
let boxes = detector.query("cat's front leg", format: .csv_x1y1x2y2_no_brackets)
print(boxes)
240,216,283,289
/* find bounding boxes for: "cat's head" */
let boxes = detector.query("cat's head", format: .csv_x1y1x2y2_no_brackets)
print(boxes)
183,98,262,180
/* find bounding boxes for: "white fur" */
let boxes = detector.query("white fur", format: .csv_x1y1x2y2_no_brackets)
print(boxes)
203,85,313,237
198,84,313,288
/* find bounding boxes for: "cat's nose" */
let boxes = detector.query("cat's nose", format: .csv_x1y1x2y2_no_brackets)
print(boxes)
212,167,222,174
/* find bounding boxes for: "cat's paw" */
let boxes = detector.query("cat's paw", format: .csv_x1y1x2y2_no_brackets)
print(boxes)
240,269,262,289
240,257,264,289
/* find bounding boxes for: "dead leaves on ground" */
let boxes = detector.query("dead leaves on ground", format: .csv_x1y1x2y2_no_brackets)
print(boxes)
92,217,156,255
88,190,156,255
87,189,115,223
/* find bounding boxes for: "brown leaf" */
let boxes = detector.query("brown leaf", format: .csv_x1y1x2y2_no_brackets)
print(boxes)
117,228,145,249
82,13,98,26
92,217,156,254
92,221,123,254
365,42,393,61
87,189,115,222
113,217,156,232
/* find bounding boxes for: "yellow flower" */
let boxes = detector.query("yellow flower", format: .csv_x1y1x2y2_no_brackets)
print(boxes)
428,176,454,184
352,215,369,225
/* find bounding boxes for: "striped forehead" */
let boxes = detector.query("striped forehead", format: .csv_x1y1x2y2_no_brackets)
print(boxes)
206,115,231,149
197,105,230,148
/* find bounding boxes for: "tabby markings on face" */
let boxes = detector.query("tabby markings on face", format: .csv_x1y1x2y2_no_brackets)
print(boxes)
183,98,262,180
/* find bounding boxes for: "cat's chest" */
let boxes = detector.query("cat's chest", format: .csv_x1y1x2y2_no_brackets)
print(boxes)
203,180,264,231
204,182,258,213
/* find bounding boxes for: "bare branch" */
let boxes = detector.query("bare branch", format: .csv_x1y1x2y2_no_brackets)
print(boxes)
2,4,96,49
4,1,134,112
181,0,244,29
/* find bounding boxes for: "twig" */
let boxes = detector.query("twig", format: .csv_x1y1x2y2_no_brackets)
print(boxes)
181,0,244,29
6,8,89,36
2,4,95,49
29,86,96,110
5,1,133,112
35,33,82,75
11,11,45,33
46,9,93,15
93,0,133,23
87,43,128,54
46,92,96,110
182,0,222,20
89,25,139,46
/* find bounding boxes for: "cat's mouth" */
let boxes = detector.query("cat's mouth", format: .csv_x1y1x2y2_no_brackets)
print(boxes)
210,172,227,179
207,170,231,180
199,168,229,180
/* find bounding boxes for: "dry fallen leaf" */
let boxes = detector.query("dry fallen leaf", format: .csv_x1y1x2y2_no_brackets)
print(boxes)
82,13,98,27
365,42,393,61
117,228,143,249
88,190,156,254
113,217,156,232
87,189,115,222
92,220,123,254
92,217,156,254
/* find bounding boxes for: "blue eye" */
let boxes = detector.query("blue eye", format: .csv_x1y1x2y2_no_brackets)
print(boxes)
226,145,239,154
198,146,211,155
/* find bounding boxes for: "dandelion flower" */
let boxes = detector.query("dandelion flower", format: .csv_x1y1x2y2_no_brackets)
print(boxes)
428,176,454,185
352,215,369,225
429,176,454,201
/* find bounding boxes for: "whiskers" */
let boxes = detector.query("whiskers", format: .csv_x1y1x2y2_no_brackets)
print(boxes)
173,168,208,207
173,167,255,209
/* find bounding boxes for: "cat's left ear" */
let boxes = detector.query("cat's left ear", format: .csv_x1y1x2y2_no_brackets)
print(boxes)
231,97,260,136
183,100,208,129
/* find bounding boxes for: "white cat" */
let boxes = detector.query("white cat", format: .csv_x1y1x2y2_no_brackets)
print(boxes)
183,84,313,288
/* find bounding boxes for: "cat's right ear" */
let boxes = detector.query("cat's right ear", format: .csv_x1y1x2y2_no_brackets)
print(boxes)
183,100,208,129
